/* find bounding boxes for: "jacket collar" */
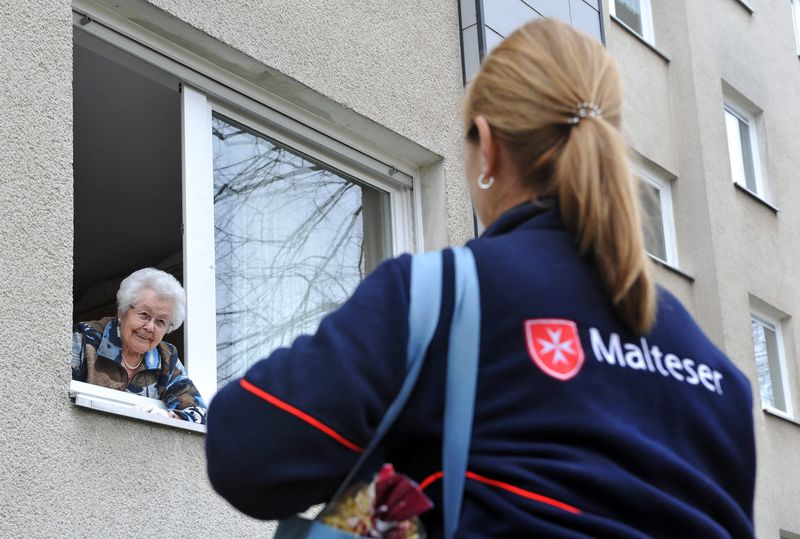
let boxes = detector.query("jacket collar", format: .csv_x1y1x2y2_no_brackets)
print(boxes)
481,197,561,238
98,318,161,369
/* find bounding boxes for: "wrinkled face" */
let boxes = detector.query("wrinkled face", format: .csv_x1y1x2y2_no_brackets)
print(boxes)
119,288,173,357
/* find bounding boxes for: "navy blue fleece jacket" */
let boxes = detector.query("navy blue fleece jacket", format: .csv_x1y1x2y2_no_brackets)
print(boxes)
206,201,755,538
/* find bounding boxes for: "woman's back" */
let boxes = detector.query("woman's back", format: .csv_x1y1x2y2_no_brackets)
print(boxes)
206,18,755,538
385,201,755,537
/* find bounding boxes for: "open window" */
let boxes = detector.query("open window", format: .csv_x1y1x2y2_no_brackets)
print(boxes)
71,8,419,430
749,297,794,420
722,83,771,206
73,30,185,350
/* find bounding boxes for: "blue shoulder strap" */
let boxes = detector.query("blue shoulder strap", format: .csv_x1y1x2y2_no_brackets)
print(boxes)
443,246,481,539
407,251,444,369
277,249,481,539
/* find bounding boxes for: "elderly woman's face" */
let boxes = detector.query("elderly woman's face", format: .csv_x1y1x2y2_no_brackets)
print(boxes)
119,288,173,357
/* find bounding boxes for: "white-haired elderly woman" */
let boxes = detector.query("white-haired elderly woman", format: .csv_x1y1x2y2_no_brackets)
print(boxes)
71,268,207,424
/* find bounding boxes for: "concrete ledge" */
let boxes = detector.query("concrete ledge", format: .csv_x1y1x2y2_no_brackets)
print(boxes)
610,15,670,63
648,254,695,282
730,0,755,15
734,183,780,214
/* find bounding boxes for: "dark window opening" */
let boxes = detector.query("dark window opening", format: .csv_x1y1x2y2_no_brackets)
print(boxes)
73,30,185,361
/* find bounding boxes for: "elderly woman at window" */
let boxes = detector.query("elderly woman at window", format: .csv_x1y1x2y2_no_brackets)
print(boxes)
71,267,207,424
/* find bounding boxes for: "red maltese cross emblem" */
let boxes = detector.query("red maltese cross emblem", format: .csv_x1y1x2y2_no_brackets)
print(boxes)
525,319,585,381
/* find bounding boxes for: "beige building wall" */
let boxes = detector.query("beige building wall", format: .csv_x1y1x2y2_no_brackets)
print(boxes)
606,0,800,536
0,0,469,537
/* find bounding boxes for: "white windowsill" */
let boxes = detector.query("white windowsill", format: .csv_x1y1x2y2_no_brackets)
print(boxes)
69,380,207,434
763,407,800,427
730,0,754,15
647,253,695,282
733,183,780,214
609,15,670,63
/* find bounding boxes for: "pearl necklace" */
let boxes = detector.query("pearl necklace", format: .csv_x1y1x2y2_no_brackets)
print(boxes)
122,353,143,370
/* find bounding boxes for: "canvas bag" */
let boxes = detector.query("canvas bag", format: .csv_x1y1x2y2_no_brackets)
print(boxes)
274,247,481,539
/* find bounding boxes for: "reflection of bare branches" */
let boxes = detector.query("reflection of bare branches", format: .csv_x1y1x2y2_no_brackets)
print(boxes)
211,116,381,385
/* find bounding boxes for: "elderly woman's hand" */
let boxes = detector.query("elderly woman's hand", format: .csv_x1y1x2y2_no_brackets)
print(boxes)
135,402,177,419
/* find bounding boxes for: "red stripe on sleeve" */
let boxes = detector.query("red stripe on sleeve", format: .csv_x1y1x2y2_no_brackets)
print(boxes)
239,378,364,453
419,470,581,515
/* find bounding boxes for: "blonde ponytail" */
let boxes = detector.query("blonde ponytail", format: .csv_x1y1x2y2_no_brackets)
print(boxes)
464,18,657,334
555,118,656,334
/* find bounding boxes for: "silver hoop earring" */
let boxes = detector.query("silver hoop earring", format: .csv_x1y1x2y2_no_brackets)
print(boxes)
477,173,495,190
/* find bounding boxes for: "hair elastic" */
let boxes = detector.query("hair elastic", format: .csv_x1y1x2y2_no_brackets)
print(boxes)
567,101,603,125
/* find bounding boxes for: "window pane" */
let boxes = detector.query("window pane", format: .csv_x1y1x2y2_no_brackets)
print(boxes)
212,115,391,386
752,321,774,408
615,0,643,35
737,118,757,192
793,0,800,53
764,325,787,411
752,318,787,412
639,181,667,261
725,110,747,188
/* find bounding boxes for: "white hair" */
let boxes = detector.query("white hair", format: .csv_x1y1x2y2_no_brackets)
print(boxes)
116,267,186,332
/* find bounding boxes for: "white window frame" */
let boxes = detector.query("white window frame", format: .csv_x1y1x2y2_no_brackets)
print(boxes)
792,0,800,56
634,165,679,268
70,1,422,420
723,100,766,200
609,0,655,44
751,311,793,419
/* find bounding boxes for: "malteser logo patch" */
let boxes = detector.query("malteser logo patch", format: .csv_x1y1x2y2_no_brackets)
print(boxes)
525,319,585,381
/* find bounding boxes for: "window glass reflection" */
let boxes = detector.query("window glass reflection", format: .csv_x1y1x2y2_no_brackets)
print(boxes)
212,115,390,386
639,181,666,261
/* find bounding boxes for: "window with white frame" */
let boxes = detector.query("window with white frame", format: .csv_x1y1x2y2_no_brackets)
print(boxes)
723,100,766,199
636,166,678,267
70,7,420,429
210,113,391,385
751,312,792,416
610,0,654,43
792,0,800,55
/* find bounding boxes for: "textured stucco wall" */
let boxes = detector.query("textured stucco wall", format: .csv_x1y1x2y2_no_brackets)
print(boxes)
0,0,77,535
606,0,800,536
1,0,467,537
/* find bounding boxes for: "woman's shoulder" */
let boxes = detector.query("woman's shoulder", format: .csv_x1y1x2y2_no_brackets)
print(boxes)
156,340,179,362
73,317,114,346
350,253,414,304
74,316,113,332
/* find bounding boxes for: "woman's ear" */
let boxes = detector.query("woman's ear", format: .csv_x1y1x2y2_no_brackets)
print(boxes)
474,115,497,178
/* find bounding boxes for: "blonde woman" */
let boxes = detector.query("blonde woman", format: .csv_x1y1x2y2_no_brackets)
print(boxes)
207,19,755,537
